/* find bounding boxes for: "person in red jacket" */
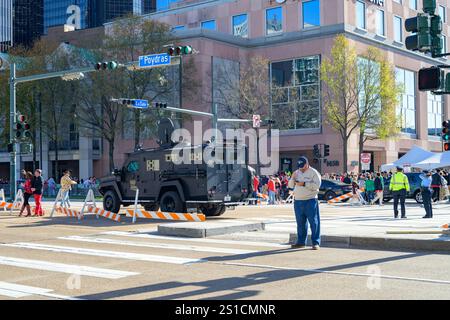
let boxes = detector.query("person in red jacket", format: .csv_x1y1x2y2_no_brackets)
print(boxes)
31,169,44,216
19,171,33,217
252,175,259,205
267,176,276,205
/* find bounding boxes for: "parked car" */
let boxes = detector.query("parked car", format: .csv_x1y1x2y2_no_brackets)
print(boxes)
319,179,353,201
383,172,423,204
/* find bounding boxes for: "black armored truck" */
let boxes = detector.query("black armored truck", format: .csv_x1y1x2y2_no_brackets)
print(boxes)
98,118,254,217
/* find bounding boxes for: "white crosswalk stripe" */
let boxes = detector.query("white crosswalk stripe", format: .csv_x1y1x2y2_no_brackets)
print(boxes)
0,255,139,279
0,282,79,300
102,230,290,248
1,242,206,265
58,235,257,255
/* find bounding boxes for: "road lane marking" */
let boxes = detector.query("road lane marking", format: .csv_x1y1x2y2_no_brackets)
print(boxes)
214,262,450,285
58,236,257,255
102,231,290,248
1,242,206,265
0,256,139,279
0,282,79,300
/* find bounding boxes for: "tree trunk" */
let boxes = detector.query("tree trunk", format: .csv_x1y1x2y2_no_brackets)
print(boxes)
342,136,348,173
358,131,365,174
54,133,59,180
108,138,115,173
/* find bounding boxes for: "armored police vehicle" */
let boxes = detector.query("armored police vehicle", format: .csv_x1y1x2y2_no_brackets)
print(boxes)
99,118,253,216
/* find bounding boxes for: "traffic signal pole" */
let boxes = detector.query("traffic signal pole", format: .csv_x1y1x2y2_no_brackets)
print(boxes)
9,63,17,199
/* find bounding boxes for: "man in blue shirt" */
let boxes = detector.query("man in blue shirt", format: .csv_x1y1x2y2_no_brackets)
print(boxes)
419,170,433,219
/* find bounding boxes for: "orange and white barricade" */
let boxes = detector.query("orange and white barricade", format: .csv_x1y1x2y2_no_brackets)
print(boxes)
0,189,6,212
56,207,81,218
0,201,19,210
88,206,121,222
442,223,449,229
126,208,206,222
327,192,353,204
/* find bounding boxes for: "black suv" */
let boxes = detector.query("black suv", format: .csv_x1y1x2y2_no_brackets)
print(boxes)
383,172,423,204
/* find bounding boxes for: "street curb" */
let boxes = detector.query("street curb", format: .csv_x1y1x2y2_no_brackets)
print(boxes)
158,221,265,238
289,232,450,252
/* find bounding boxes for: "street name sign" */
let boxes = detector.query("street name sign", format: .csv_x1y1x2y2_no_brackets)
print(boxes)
132,99,149,109
139,53,171,69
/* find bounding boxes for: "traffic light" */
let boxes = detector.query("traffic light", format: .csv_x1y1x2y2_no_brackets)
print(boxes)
418,67,445,91
423,0,436,14
95,61,119,71
404,0,444,57
167,46,193,56
405,14,431,52
323,144,330,158
313,144,321,159
443,120,450,151
121,99,132,106
14,114,31,140
154,102,168,109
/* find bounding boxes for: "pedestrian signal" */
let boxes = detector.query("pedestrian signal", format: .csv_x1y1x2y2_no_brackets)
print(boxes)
418,67,444,91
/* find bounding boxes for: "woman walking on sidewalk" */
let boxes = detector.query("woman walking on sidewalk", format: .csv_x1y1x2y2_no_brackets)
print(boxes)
31,169,44,216
18,171,33,217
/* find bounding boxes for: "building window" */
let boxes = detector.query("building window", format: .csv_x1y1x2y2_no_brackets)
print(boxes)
232,14,248,37
439,5,446,23
409,0,417,10
201,20,216,30
395,67,416,135
270,56,321,130
428,92,443,137
376,9,385,36
394,16,403,43
266,7,283,35
356,1,366,30
157,0,180,11
443,35,447,56
172,25,185,31
302,0,320,28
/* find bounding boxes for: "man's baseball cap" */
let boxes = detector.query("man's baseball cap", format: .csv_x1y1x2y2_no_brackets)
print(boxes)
297,156,309,169
396,166,403,171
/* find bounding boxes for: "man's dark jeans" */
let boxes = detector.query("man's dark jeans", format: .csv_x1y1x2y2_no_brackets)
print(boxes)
392,189,407,218
421,188,433,218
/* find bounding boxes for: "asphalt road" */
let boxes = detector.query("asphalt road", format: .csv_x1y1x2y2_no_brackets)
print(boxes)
0,201,449,300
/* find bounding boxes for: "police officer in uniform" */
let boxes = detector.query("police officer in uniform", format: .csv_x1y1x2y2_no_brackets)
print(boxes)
389,167,410,219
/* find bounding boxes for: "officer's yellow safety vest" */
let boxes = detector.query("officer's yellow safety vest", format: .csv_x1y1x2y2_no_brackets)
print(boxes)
389,172,410,192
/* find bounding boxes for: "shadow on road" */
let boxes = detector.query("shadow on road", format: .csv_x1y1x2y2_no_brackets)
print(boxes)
75,249,426,300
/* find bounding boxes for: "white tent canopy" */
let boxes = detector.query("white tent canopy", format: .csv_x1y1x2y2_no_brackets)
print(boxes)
380,145,436,171
412,151,450,170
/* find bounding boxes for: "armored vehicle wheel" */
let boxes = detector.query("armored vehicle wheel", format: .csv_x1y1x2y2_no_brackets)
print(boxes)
144,203,160,212
160,191,183,213
202,205,226,217
103,190,121,213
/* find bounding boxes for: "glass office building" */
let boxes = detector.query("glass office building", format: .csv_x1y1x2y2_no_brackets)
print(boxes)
13,0,44,48
0,0,13,52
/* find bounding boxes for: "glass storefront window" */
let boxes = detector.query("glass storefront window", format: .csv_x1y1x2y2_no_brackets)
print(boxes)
270,56,321,131
395,67,416,134
266,7,283,35
302,0,320,28
233,14,248,38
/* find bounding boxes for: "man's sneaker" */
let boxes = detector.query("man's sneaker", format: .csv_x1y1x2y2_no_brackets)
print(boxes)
312,245,320,250
291,244,306,249
401,216,407,219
